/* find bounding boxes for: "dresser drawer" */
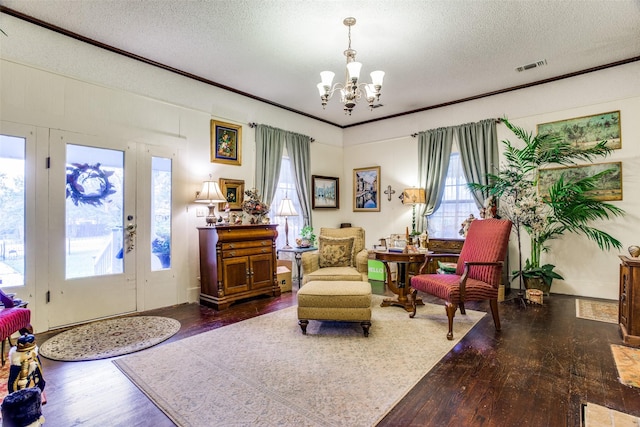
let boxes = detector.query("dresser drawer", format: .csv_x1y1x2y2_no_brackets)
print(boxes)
221,239,272,251
222,246,273,258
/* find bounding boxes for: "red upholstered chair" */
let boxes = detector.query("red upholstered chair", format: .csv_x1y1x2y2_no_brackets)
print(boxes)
0,288,32,365
410,218,512,340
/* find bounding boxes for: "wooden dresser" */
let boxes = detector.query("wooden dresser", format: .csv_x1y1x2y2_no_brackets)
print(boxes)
198,224,280,310
619,255,640,346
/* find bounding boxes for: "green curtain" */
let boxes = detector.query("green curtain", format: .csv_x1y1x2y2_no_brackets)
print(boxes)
255,124,285,205
285,132,312,227
416,127,453,232
255,124,312,226
454,119,498,208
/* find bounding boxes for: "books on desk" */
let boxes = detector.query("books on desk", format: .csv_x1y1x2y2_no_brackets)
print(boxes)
388,247,404,253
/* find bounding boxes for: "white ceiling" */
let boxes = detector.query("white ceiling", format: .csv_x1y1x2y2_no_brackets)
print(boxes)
1,0,639,128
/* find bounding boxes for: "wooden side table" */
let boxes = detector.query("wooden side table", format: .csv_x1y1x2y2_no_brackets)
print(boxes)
375,251,426,311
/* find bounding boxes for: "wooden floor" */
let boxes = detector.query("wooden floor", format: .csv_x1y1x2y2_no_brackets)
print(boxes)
34,287,640,427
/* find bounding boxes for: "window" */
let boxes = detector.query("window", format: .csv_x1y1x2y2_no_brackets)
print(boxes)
0,135,26,286
270,156,303,249
427,152,479,238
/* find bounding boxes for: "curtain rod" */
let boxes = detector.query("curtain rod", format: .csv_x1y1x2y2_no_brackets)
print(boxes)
410,118,503,137
248,122,315,142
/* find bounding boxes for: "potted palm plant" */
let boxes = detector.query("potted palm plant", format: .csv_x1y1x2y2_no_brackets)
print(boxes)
470,118,625,294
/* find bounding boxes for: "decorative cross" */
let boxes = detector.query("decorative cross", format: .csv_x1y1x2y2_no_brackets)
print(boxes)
383,185,395,201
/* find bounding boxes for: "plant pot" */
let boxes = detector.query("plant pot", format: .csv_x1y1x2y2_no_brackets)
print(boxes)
154,253,171,269
523,276,550,296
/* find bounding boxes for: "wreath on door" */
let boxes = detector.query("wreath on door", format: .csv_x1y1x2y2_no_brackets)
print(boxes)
66,163,116,206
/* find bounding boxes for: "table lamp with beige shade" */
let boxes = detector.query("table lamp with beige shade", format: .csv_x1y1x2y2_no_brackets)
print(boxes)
195,178,227,226
402,187,426,236
277,196,298,249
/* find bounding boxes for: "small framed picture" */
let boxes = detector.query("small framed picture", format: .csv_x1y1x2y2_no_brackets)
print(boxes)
312,175,339,209
210,120,242,165
218,178,245,211
353,166,380,212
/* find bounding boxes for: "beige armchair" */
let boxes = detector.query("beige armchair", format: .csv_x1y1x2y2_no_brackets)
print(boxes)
300,227,369,285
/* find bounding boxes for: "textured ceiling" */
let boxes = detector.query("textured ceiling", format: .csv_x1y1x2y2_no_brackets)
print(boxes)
1,0,639,127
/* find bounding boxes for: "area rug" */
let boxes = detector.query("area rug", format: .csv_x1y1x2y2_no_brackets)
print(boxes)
611,344,640,388
582,402,640,426
576,299,618,324
39,316,181,361
114,296,485,427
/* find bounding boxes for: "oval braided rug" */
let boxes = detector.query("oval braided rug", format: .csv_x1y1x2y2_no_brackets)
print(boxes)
39,316,181,362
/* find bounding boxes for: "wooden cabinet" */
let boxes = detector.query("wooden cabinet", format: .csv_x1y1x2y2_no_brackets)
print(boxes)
423,238,465,274
619,255,640,347
198,224,280,310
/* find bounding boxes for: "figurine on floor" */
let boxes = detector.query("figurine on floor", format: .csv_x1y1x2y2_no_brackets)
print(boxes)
1,387,45,427
7,335,46,405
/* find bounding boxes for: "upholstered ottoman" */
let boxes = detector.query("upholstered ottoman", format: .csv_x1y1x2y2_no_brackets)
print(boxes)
297,280,372,337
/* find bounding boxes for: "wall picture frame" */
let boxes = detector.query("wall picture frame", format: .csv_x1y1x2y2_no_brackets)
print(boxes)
210,120,242,165
538,161,622,201
218,178,245,211
537,111,621,150
312,175,339,209
353,166,380,212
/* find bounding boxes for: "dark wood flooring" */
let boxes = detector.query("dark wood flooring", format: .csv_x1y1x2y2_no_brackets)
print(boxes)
34,287,640,426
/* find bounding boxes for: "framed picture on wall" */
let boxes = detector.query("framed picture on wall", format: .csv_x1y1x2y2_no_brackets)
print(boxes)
218,178,245,210
538,161,622,201
312,175,339,209
537,111,621,150
353,166,380,212
210,120,242,165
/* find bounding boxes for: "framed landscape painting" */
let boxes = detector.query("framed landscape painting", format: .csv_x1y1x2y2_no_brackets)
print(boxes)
312,175,339,209
210,120,242,165
538,161,622,201
537,111,621,150
218,178,244,210
353,166,380,212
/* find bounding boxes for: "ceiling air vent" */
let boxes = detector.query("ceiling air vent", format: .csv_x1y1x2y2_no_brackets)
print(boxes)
515,59,547,72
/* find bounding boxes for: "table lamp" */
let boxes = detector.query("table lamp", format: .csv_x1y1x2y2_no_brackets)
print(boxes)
402,188,426,235
277,197,298,248
195,179,227,226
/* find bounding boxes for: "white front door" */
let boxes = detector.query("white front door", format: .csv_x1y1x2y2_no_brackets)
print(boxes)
48,130,138,328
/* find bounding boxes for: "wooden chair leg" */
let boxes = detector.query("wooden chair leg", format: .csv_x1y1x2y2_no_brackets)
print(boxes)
489,299,501,331
445,302,458,340
409,289,418,318
459,302,466,315
361,321,371,337
298,319,309,335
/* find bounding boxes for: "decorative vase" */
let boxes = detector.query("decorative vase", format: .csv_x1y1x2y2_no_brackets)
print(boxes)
629,245,640,258
523,276,551,296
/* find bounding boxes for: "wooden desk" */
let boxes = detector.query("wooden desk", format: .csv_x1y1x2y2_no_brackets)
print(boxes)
375,251,426,312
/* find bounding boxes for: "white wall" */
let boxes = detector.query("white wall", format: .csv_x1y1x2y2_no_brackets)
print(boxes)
343,63,640,299
1,12,638,320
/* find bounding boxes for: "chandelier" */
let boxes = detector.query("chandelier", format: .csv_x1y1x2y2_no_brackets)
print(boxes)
316,17,385,115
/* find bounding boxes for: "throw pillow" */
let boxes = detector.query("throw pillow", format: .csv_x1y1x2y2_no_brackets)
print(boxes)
318,236,355,268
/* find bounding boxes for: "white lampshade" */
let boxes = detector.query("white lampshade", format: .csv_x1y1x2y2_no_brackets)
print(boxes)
320,71,335,87
196,181,226,203
278,198,298,217
346,61,362,82
370,70,385,87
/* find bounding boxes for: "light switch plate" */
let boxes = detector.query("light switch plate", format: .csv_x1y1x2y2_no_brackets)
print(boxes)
196,208,206,217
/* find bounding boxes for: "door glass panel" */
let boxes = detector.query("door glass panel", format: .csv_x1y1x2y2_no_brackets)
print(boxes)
66,144,124,279
0,135,26,286
151,156,172,271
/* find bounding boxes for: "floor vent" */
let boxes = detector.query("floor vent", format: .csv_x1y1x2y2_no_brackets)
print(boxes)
515,59,547,72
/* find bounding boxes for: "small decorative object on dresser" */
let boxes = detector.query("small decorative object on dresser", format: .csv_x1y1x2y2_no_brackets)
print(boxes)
629,245,640,258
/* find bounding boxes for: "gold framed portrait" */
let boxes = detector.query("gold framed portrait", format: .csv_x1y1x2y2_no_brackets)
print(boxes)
210,120,242,165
